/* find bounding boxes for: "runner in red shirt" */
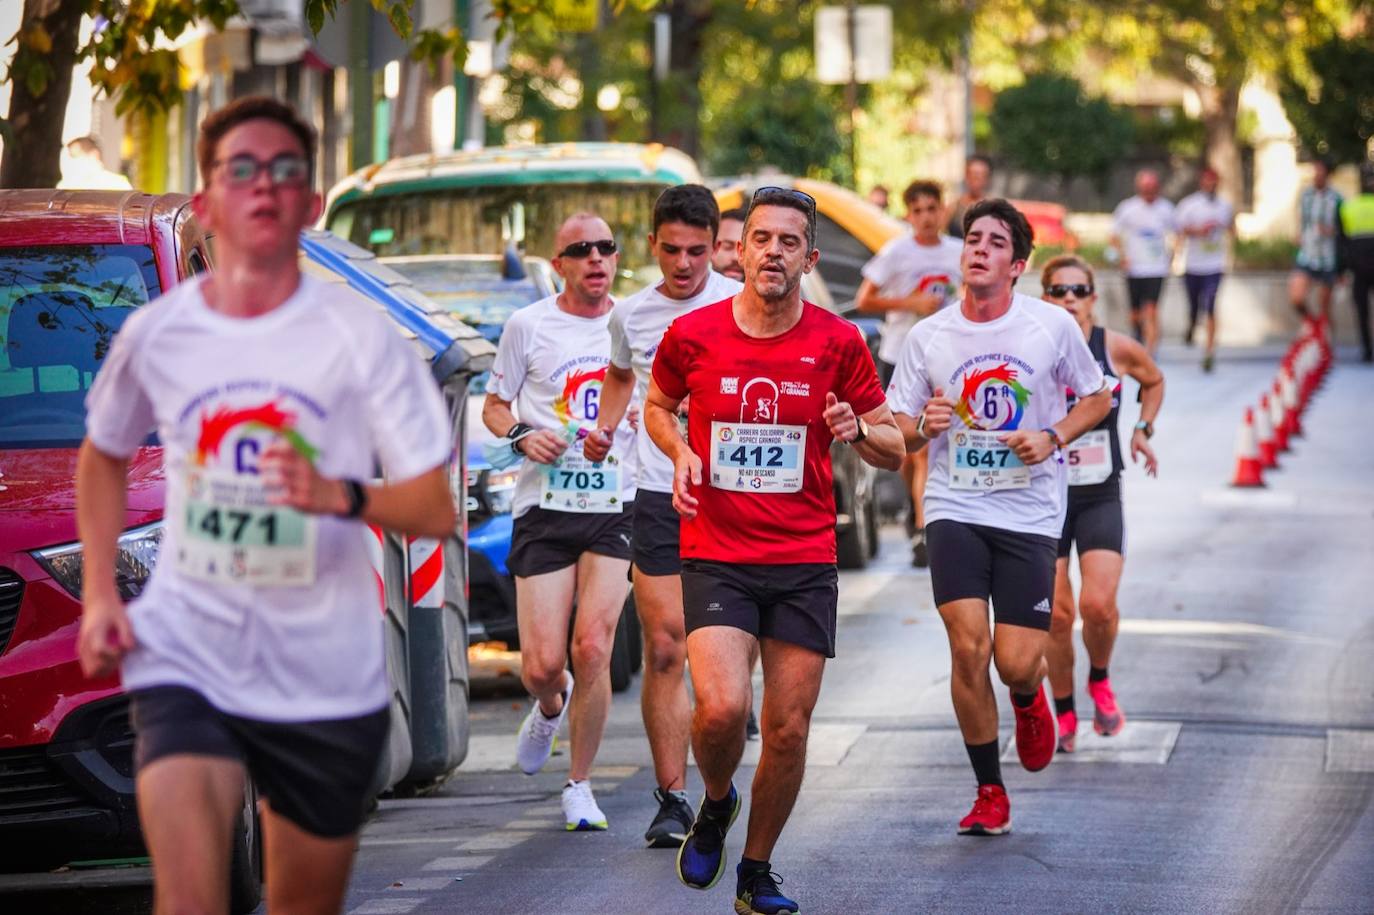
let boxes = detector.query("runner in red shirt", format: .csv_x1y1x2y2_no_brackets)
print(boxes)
646,187,903,915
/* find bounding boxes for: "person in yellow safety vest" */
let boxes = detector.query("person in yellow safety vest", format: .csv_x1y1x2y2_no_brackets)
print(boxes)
1337,162,1374,363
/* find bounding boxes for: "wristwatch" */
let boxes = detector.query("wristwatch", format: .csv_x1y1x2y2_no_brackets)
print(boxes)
505,422,534,455
847,417,869,445
340,479,369,519
915,412,930,440
1134,420,1154,439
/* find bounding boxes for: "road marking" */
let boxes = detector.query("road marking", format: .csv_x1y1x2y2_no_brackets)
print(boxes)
1325,729,1374,773
1103,618,1340,647
386,877,454,891
422,855,494,871
1003,720,1181,765
349,899,424,914
503,818,552,829
453,831,537,852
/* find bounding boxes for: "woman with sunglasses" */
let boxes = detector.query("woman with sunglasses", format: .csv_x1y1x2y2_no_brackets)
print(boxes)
1039,255,1165,753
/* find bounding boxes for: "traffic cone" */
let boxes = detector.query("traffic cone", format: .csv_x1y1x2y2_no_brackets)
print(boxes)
1231,408,1265,487
1255,394,1279,468
1268,387,1289,452
1279,367,1303,438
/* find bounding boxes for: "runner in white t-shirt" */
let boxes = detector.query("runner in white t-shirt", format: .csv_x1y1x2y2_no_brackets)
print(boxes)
856,179,962,567
584,186,743,848
1111,170,1176,355
1175,167,1235,371
482,212,637,832
888,199,1111,837
76,97,456,915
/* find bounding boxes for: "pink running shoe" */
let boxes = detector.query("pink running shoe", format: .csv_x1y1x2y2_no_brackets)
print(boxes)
1087,678,1125,736
1056,709,1078,753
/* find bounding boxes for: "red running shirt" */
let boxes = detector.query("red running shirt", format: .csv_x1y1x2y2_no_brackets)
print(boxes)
652,299,887,565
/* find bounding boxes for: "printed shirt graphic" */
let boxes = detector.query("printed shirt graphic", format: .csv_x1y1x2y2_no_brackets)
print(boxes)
860,234,964,364
1113,196,1177,278
610,271,743,493
652,299,887,564
888,294,1106,537
83,275,453,721
1297,186,1343,272
1175,191,1234,275
488,295,638,517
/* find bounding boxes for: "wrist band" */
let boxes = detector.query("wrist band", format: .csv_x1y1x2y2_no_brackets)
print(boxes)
341,479,368,519
505,422,534,455
916,412,930,440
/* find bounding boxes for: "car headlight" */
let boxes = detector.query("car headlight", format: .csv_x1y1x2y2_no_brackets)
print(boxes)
34,522,164,601
481,468,520,515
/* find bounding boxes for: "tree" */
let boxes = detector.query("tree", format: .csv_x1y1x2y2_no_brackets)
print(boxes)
707,78,846,180
1278,33,1374,165
989,74,1133,183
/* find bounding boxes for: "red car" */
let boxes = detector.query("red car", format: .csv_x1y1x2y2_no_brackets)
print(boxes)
0,190,215,871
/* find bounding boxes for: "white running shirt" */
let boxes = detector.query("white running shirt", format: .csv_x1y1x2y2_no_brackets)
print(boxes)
609,272,743,493
488,295,638,517
1112,196,1177,278
860,234,964,364
1175,191,1233,275
888,294,1107,537
84,275,453,721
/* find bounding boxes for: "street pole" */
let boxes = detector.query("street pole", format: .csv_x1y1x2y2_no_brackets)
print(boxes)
349,0,374,169
846,0,858,187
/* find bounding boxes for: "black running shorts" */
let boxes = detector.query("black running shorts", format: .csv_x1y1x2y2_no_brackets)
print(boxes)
926,519,1058,631
1058,490,1126,558
130,685,388,839
507,504,634,577
680,559,838,657
1126,276,1165,312
632,490,681,576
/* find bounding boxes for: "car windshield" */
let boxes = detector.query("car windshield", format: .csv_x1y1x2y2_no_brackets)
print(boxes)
0,244,160,449
384,259,543,330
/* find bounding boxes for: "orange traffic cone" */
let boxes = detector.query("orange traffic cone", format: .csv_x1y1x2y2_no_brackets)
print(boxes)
1255,394,1279,468
1231,408,1265,487
1279,367,1303,438
1267,388,1289,452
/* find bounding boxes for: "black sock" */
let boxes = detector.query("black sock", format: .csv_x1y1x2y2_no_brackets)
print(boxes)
965,740,1003,787
1054,694,1076,716
739,856,769,876
1089,666,1109,683
702,786,735,818
1011,691,1037,708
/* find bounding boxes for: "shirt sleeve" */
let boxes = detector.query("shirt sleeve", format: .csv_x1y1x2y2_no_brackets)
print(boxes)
650,318,689,402
839,324,887,417
83,308,156,459
860,243,897,287
487,309,530,403
608,301,633,370
1111,200,1128,235
364,319,453,482
886,325,933,418
1054,313,1107,398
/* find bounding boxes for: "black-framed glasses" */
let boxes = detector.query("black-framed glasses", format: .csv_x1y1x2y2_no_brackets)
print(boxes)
751,185,817,216
214,153,311,188
557,239,617,259
1045,284,1094,299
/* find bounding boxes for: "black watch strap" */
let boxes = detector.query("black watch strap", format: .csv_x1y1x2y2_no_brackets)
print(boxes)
505,422,534,454
342,479,368,519
848,417,868,445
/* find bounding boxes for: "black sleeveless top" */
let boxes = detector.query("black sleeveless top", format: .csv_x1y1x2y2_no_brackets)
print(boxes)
1066,325,1123,499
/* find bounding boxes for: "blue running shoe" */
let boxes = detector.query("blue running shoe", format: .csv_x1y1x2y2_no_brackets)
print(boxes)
675,784,740,890
735,866,799,915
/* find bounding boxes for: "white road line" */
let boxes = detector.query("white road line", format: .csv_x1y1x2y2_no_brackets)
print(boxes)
1326,729,1374,773
1002,720,1182,765
422,855,495,871
385,877,455,891
453,831,537,852
349,899,424,915
359,836,474,847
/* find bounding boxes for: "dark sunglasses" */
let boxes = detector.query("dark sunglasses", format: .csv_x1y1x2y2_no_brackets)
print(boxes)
557,239,617,259
752,185,817,215
1045,284,1094,299
215,153,311,188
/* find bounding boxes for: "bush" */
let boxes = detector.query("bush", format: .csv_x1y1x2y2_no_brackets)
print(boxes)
990,74,1134,183
1233,238,1298,271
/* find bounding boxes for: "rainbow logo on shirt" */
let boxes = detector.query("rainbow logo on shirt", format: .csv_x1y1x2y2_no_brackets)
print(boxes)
955,363,1032,431
195,401,317,466
916,273,955,299
554,367,607,431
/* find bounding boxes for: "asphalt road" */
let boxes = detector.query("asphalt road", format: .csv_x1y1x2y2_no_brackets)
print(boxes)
6,344,1373,915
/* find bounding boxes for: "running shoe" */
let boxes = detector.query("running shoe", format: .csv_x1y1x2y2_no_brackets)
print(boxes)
1088,677,1126,737
735,865,799,915
957,784,1011,836
746,710,760,741
1011,687,1056,772
676,783,740,890
1202,352,1215,373
562,779,608,831
515,671,573,775
911,528,929,568
1057,709,1078,753
645,788,694,848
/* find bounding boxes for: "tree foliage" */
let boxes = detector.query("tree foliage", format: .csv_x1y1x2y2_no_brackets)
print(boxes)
989,74,1133,182
707,78,847,180
1278,33,1374,165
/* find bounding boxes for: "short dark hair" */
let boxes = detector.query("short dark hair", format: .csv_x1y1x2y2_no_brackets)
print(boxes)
963,198,1035,264
197,96,316,187
720,206,747,223
67,136,100,156
652,184,720,238
744,186,817,252
902,179,943,206
967,154,993,171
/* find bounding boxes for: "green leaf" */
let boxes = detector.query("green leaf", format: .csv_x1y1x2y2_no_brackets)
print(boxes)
307,0,325,35
386,2,412,39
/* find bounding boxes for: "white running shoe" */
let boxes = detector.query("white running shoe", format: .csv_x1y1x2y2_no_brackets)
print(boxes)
515,671,573,775
562,779,608,831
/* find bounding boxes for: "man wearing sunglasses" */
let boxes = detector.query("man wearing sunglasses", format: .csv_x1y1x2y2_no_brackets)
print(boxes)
584,185,744,849
76,97,457,915
646,187,903,915
482,212,638,832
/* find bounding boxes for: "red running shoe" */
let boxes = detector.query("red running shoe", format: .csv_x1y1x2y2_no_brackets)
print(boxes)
1012,687,1056,772
1088,677,1126,736
958,784,1011,836
1056,709,1078,754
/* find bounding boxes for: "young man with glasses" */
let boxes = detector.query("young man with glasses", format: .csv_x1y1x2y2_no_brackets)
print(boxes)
888,199,1111,836
646,187,903,914
482,212,638,831
584,185,743,848
76,96,457,915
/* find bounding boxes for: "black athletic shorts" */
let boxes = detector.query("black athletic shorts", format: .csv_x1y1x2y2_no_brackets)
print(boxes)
1058,490,1126,558
878,358,898,389
508,503,634,577
632,490,681,576
1126,276,1165,312
926,519,1057,631
1184,272,1223,317
680,559,838,657
130,685,388,839
1299,265,1338,286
